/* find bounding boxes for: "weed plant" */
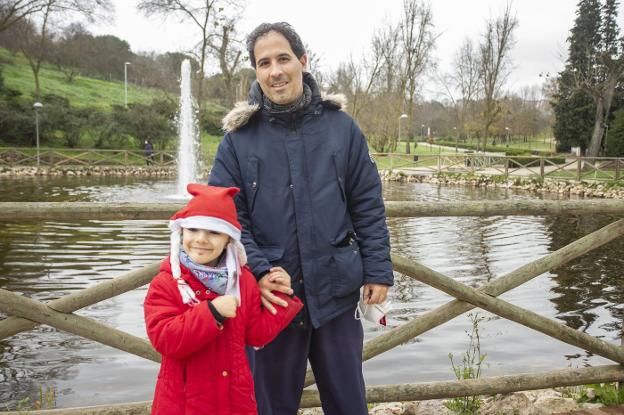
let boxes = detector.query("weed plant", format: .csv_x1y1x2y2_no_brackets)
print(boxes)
444,313,487,415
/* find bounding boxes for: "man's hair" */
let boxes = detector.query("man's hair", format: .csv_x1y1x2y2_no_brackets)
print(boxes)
246,22,306,68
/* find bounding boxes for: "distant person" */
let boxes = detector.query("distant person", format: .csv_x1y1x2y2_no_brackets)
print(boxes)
143,184,303,414
144,139,154,165
209,22,393,415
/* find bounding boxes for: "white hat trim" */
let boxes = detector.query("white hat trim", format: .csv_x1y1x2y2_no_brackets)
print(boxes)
169,216,242,241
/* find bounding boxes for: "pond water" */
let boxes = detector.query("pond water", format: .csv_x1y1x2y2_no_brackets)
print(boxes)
0,176,622,409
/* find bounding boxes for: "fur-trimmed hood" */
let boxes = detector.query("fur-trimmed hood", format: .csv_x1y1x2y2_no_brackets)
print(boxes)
222,73,347,132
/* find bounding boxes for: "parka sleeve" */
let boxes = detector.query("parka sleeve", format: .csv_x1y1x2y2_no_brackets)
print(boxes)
209,134,272,279
144,274,224,359
242,273,303,347
345,121,394,286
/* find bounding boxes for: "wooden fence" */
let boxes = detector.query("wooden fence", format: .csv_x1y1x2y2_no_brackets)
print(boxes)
0,147,178,167
375,153,624,181
2,147,623,183
0,200,623,413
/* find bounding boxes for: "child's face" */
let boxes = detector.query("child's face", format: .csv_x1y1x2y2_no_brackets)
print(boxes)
182,228,230,266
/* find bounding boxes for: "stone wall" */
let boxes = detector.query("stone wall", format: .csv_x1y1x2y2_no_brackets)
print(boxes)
380,170,624,199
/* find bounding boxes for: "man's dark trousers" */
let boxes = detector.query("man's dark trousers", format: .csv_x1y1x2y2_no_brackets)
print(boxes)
249,307,367,415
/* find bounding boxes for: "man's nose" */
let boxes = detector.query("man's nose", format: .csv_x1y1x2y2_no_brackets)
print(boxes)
269,62,284,78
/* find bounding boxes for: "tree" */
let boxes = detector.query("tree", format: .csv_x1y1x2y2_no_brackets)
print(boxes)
0,0,46,33
606,107,624,156
207,16,242,107
0,0,113,99
137,0,243,117
477,2,518,151
552,0,624,156
397,0,436,154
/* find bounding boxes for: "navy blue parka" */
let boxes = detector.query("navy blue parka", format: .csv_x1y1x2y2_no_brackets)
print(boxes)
209,74,393,328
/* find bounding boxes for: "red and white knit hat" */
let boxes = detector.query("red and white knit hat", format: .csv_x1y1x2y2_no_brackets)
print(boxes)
169,184,247,306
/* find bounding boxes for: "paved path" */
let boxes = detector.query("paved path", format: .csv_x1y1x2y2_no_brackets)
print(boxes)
556,405,624,414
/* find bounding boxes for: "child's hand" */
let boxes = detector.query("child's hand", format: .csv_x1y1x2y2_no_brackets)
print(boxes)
268,266,292,290
211,295,238,318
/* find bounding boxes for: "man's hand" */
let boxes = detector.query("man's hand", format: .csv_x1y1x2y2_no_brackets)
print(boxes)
259,267,293,315
211,295,239,318
362,283,389,305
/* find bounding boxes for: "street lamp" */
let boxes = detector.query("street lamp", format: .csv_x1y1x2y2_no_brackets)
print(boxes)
398,114,408,153
33,102,42,167
124,62,131,107
453,126,458,152
505,127,510,147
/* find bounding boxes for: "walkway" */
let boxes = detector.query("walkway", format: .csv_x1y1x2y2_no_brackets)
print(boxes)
557,405,624,414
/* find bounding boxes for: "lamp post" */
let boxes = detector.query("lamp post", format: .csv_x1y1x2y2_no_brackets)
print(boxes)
421,124,425,139
505,127,510,147
453,126,458,152
398,113,408,153
33,102,42,167
124,62,131,107
604,123,609,156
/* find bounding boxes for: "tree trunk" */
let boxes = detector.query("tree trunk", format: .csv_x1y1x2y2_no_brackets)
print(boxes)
586,74,618,157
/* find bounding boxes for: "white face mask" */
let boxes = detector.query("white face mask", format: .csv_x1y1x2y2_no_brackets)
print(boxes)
355,299,390,326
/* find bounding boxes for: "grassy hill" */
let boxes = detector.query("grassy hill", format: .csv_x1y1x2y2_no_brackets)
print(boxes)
0,47,170,110
0,47,228,152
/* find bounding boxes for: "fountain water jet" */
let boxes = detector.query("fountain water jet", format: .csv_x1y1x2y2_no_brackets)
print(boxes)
175,59,200,197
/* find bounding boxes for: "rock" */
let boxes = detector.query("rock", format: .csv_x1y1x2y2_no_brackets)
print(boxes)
369,402,404,414
415,400,453,415
479,393,540,415
533,395,579,414
298,408,323,415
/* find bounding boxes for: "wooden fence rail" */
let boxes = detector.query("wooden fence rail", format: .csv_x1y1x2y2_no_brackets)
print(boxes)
2,146,623,182
0,200,623,413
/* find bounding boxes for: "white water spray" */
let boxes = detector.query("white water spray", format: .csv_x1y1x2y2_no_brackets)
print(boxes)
176,59,199,196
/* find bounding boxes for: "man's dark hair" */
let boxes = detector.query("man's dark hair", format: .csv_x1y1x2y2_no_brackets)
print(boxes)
246,22,306,68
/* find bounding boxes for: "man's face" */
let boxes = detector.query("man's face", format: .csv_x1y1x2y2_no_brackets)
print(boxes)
253,31,307,105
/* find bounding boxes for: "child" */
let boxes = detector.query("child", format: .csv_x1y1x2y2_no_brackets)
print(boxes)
144,184,302,415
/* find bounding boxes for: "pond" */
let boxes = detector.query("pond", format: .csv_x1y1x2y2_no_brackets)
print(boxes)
0,176,622,409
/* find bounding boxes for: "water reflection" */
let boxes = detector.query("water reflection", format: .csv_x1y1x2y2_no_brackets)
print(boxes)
0,177,621,409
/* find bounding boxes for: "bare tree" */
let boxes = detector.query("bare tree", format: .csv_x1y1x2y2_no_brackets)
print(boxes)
453,38,481,140
0,0,46,33
137,0,243,115
207,17,243,107
397,0,436,154
1,0,112,99
478,2,518,151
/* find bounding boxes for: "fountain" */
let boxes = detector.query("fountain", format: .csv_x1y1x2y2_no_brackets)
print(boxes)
176,59,200,197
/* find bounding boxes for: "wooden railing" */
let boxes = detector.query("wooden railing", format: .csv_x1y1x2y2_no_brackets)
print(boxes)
374,153,624,181
0,200,623,413
0,147,178,167
2,147,622,183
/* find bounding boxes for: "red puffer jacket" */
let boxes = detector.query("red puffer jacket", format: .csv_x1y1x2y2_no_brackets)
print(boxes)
144,258,303,415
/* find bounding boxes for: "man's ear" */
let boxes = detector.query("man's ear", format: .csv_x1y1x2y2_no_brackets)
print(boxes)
299,53,308,71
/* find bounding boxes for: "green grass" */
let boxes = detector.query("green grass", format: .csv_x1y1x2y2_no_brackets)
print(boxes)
0,47,170,109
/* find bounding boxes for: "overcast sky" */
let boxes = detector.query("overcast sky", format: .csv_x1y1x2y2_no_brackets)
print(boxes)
92,0,624,97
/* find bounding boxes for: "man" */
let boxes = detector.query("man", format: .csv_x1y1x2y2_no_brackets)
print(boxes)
144,139,154,165
209,22,393,415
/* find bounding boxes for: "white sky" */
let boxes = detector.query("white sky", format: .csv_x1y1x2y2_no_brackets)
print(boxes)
92,0,624,96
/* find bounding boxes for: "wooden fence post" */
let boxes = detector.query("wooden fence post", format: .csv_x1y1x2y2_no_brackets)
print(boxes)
540,157,545,178
577,158,582,181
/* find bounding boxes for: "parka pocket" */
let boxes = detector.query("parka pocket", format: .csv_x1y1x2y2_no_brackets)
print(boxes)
330,235,364,298
246,157,259,213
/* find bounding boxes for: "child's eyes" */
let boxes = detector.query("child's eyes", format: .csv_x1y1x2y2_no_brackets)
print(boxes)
186,228,219,235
